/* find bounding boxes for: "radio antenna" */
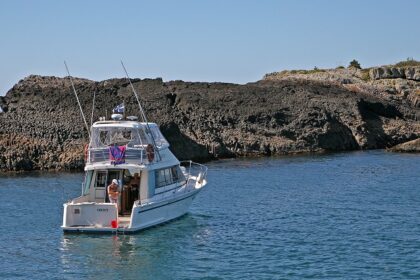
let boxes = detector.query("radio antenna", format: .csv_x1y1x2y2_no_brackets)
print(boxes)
64,61,91,139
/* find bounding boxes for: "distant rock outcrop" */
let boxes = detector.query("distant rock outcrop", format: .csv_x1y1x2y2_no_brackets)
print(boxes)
0,70,419,171
264,65,420,109
369,67,420,81
388,138,420,152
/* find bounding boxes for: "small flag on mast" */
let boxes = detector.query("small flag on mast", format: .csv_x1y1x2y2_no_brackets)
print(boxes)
113,103,125,114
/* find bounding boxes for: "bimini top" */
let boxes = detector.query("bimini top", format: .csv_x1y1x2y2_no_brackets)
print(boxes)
89,121,169,149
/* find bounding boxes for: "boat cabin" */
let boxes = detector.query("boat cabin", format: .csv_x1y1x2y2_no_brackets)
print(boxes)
75,165,187,215
72,120,187,215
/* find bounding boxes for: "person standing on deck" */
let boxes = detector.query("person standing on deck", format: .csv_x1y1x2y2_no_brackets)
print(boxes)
107,179,120,204
129,173,140,199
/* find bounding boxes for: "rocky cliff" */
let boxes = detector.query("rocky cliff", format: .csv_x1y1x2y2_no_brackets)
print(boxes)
0,66,419,171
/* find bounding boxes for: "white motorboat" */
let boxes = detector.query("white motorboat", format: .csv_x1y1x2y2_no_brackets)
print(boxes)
62,118,208,233
61,64,207,233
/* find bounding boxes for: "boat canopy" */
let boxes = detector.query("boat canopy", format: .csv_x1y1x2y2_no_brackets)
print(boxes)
89,121,169,149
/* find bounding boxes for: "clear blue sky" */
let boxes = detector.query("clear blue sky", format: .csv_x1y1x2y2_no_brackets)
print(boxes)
1,0,419,95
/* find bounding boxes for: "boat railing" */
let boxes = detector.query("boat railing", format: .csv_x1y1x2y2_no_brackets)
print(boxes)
87,147,149,164
181,160,208,189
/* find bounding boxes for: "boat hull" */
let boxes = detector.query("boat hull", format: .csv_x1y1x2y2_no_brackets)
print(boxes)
129,189,199,231
62,188,201,233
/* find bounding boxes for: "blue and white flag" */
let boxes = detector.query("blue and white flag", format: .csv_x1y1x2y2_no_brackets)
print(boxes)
113,103,125,114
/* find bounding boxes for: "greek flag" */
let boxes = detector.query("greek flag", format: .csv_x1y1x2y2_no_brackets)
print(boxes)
113,103,125,114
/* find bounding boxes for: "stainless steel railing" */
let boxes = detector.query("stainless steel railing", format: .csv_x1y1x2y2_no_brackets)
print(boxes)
87,147,147,164
180,160,208,189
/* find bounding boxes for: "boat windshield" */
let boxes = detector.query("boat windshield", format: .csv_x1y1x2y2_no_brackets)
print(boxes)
90,127,149,148
148,124,169,148
89,124,169,148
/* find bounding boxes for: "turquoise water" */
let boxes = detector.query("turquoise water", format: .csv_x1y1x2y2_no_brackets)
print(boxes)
1,151,419,279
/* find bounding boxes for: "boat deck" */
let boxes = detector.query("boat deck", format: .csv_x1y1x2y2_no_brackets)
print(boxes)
62,215,131,233
118,216,131,228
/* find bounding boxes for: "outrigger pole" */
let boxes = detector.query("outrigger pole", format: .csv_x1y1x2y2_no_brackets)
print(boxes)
90,91,96,126
120,60,161,161
120,61,148,123
64,61,91,139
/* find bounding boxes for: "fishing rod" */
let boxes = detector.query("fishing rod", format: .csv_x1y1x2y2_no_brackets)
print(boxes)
120,61,161,161
64,61,91,139
90,91,96,126
120,61,148,123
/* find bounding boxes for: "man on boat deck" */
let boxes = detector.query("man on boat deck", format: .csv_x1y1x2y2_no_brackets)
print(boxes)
107,179,120,204
129,173,140,201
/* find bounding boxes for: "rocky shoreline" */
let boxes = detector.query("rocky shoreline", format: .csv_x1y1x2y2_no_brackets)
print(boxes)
388,138,420,153
0,64,419,172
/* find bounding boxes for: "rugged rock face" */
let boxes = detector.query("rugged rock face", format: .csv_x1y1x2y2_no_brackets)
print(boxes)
0,73,419,172
370,67,420,81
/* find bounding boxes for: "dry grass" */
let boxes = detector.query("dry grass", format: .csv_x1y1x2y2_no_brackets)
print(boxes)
360,69,371,81
394,59,420,67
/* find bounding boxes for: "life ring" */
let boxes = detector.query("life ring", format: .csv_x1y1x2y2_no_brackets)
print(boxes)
146,144,155,162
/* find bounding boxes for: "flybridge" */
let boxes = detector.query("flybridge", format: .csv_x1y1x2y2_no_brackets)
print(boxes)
85,121,170,166
89,121,169,149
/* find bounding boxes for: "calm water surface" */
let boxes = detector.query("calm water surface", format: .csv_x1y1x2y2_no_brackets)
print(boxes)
1,151,419,279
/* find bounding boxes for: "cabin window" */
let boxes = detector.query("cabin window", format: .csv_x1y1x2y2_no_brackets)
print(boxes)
91,126,150,148
136,129,148,146
82,171,93,195
155,166,186,188
99,131,108,146
149,126,169,147
171,166,183,182
96,171,107,188
98,128,133,146
164,169,172,184
155,169,167,188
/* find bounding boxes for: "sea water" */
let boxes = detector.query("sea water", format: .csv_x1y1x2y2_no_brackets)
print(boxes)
1,151,419,279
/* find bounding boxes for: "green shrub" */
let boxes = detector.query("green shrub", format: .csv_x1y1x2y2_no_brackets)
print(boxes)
348,59,361,69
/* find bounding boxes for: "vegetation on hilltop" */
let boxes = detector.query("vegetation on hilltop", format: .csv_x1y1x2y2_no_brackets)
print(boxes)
393,58,420,68
348,59,362,69
265,58,419,80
